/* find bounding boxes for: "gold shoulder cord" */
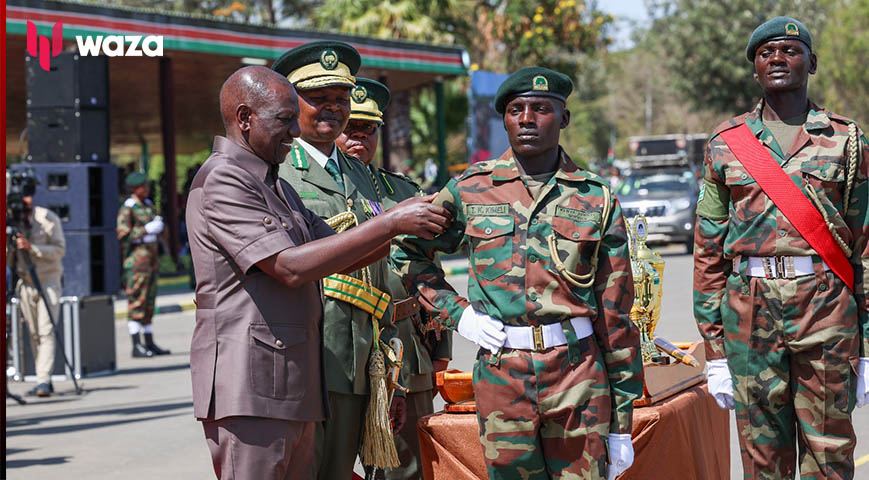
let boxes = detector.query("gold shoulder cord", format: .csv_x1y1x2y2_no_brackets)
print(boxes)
546,183,612,289
805,122,859,257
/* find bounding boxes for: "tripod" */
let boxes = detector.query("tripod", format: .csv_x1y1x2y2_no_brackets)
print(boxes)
7,226,83,396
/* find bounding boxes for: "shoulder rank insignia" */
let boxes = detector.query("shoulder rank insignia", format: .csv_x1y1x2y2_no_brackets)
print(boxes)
291,145,308,169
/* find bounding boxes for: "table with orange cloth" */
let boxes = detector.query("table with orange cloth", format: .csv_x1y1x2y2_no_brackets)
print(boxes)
417,383,729,480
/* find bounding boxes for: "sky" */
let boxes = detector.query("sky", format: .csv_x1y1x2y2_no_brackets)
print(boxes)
598,0,651,50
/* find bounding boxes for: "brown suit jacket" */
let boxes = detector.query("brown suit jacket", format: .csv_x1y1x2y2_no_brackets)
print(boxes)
186,136,334,422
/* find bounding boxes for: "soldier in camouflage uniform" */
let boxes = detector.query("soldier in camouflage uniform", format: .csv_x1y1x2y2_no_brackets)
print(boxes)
337,78,453,480
272,42,406,480
117,171,170,358
393,67,643,480
693,17,869,480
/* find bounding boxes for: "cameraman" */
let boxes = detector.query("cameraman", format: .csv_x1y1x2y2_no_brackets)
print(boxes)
6,190,66,397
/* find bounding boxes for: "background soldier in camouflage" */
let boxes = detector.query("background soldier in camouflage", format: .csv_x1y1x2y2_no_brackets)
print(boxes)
693,17,869,480
337,78,452,480
117,171,170,358
272,42,407,480
393,67,643,480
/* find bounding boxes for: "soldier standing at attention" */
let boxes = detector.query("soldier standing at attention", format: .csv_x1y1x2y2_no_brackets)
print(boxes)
117,171,170,358
393,67,643,480
693,17,869,479
337,78,452,480
272,42,406,479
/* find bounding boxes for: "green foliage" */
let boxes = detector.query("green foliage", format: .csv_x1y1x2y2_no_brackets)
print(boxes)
648,0,828,115
815,0,869,125
312,0,458,43
410,80,469,166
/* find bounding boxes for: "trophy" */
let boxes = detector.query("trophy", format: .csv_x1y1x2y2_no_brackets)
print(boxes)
628,215,665,363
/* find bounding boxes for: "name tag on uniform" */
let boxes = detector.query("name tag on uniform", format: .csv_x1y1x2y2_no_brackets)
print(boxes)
299,191,319,199
466,203,509,217
555,206,600,223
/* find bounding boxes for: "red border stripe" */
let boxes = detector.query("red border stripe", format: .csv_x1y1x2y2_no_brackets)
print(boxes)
7,6,463,66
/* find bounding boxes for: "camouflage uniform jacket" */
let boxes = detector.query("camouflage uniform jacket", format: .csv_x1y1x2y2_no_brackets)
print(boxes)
278,140,400,396
393,149,643,433
369,165,452,393
694,100,869,360
117,195,159,270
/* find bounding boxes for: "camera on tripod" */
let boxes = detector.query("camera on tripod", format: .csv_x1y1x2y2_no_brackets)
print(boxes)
6,169,38,232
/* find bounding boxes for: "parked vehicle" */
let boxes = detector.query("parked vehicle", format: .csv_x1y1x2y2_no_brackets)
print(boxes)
615,168,699,253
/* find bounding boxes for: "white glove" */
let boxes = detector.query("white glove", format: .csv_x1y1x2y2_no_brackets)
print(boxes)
144,216,164,234
606,433,634,480
142,234,158,243
706,359,735,410
457,306,506,354
856,358,869,408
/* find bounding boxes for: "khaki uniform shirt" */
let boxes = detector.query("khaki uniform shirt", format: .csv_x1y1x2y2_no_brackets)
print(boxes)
7,206,65,287
186,136,334,422
278,140,399,396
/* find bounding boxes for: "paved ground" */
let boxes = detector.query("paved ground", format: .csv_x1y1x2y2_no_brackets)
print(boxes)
6,248,869,478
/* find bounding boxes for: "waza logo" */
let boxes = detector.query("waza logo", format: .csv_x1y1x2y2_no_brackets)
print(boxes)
27,21,64,72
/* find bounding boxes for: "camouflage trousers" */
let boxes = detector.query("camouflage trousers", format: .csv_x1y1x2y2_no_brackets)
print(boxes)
124,246,158,325
723,267,859,480
473,337,611,480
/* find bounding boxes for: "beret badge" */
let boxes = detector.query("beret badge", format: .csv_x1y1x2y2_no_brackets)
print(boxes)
320,49,339,70
532,75,549,92
785,22,799,36
351,85,368,103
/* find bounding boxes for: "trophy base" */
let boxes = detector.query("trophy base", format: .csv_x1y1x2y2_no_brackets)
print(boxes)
633,341,706,407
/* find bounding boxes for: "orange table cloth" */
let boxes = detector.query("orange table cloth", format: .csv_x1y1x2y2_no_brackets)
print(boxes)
417,383,729,480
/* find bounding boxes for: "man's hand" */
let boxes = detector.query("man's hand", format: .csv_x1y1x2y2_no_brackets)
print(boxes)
606,434,634,480
706,359,735,410
386,194,451,240
856,358,869,408
144,216,165,235
15,235,31,251
457,306,506,354
390,396,407,434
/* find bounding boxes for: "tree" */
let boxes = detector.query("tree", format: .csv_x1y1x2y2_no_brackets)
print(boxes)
815,0,869,124
647,0,828,115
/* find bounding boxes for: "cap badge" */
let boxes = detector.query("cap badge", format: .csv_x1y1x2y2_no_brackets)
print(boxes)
532,75,549,92
785,22,799,36
320,49,339,70
351,85,368,103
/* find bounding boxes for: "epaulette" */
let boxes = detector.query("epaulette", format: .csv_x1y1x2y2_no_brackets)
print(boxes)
289,144,308,169
379,169,422,195
710,113,750,139
457,160,495,181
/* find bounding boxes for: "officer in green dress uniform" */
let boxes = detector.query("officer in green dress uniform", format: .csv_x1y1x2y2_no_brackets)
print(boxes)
272,42,406,480
337,78,453,480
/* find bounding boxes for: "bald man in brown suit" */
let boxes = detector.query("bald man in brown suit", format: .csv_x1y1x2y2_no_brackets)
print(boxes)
186,66,450,480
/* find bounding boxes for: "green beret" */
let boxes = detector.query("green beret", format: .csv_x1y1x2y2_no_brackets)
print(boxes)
494,67,573,115
746,16,812,62
125,171,148,188
350,78,390,124
272,41,360,90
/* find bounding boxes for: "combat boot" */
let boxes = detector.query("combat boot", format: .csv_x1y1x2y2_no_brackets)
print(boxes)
144,333,171,355
132,333,154,358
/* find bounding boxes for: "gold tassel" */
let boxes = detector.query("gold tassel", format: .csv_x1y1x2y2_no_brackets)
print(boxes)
360,348,400,469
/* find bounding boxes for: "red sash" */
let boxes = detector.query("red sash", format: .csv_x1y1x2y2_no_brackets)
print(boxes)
719,124,854,291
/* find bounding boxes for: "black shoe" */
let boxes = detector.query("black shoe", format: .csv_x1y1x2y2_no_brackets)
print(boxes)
144,333,171,355
131,333,155,358
27,382,53,397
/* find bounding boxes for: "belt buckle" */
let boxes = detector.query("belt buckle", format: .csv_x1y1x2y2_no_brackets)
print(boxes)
532,325,545,352
762,257,775,278
782,256,796,279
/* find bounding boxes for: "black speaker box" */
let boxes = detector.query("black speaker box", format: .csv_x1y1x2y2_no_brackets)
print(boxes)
10,162,119,230
26,107,109,163
26,53,109,109
62,229,121,298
